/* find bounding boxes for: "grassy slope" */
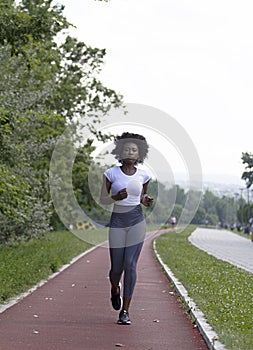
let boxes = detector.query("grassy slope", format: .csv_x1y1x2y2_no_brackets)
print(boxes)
0,230,99,303
155,226,253,350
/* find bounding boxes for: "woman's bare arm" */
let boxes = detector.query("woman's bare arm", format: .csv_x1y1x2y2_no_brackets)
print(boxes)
141,181,154,207
100,175,127,204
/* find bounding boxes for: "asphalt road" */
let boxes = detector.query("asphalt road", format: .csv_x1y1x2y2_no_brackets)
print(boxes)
189,228,253,273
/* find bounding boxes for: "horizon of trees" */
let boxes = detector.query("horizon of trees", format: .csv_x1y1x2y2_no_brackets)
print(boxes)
78,163,252,230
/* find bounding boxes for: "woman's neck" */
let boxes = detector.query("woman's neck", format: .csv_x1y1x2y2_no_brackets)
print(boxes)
120,163,136,175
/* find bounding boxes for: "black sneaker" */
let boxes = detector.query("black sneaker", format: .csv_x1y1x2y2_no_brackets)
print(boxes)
117,310,131,325
110,283,122,311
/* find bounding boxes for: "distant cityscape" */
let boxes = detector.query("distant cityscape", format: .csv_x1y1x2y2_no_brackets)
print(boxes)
162,173,251,200
201,174,251,200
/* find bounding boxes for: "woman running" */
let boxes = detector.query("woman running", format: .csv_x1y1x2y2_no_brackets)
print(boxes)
100,132,153,325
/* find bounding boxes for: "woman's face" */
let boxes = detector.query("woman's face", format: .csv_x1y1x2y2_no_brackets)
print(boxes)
121,142,139,163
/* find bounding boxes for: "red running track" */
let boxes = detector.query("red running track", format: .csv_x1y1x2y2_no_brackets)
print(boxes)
0,231,208,350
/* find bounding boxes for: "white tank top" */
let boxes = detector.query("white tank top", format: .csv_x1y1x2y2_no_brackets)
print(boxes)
104,166,151,206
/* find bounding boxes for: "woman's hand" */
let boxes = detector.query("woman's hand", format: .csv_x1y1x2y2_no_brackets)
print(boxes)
113,188,128,201
141,194,154,207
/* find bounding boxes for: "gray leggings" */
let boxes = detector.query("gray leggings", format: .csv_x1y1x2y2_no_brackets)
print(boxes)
108,205,146,299
109,240,144,299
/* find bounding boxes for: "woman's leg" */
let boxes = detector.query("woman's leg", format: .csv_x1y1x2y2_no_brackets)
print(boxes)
122,219,146,309
109,246,125,290
122,240,144,309
109,225,127,290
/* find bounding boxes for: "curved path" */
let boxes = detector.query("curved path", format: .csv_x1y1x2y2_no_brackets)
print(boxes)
189,228,253,273
0,230,208,350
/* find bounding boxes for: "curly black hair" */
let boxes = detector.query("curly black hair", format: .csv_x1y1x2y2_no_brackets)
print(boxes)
111,132,149,164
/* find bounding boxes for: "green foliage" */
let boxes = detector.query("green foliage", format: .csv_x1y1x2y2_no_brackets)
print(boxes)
241,152,253,189
156,226,253,350
154,183,237,226
0,0,123,241
205,213,219,226
202,190,218,215
0,0,69,57
237,203,253,225
138,181,239,227
201,190,238,226
191,206,206,224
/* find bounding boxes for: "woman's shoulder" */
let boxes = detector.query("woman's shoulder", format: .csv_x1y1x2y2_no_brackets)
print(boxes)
136,166,152,180
136,166,149,175
104,165,120,176
105,165,120,172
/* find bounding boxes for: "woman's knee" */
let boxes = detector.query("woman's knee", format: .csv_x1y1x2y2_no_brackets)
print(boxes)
123,263,137,277
110,267,123,277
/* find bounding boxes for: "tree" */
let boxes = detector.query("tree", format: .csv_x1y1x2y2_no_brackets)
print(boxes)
166,185,186,206
241,152,253,188
205,214,219,226
0,0,123,241
202,190,218,215
191,206,206,224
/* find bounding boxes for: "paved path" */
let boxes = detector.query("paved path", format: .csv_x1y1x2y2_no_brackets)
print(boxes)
0,230,208,350
189,228,253,273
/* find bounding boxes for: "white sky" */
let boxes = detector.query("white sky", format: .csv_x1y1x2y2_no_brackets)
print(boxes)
59,0,253,184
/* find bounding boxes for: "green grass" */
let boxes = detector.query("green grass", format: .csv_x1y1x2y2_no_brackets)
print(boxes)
155,225,253,350
0,229,107,304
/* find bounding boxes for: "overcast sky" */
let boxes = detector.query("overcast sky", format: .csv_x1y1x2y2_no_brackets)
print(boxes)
59,0,253,184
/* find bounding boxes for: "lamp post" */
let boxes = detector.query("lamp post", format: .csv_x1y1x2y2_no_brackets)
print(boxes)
234,192,239,226
247,187,250,223
239,188,245,224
